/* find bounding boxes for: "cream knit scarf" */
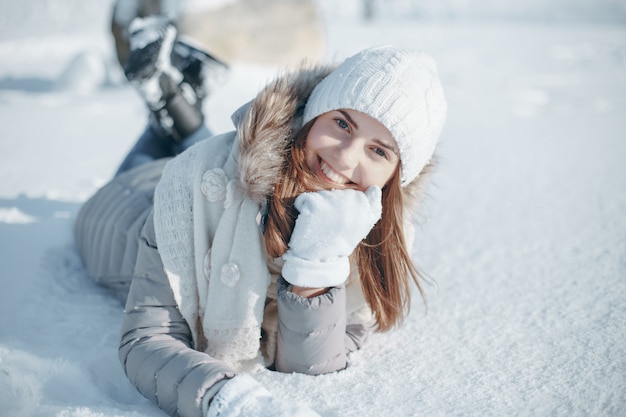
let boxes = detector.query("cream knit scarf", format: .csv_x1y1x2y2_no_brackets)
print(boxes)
153,134,271,372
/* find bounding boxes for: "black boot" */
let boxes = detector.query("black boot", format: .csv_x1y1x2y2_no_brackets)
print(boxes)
124,16,228,142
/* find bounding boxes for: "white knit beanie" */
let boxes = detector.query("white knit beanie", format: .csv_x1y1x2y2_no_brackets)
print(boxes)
303,46,447,186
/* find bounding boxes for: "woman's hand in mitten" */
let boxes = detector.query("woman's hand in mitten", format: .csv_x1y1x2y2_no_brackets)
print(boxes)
207,375,321,417
281,186,382,288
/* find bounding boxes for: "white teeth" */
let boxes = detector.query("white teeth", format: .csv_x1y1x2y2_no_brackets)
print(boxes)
320,160,348,184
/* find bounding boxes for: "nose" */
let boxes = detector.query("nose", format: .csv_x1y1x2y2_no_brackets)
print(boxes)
333,137,362,171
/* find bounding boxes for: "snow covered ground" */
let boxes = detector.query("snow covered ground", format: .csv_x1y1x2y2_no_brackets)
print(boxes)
1,1,625,416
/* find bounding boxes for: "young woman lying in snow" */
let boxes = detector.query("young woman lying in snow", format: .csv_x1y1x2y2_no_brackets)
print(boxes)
74,16,447,417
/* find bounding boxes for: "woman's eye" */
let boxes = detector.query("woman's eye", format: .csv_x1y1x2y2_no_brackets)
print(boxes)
373,147,387,158
335,118,349,130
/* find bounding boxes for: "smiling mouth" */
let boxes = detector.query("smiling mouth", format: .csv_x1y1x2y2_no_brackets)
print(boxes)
320,159,348,185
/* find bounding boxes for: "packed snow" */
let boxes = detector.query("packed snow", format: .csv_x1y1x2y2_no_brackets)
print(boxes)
1,1,625,416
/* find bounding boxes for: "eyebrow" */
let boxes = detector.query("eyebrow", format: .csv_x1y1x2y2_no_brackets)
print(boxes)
338,109,358,129
338,109,399,156
374,139,400,157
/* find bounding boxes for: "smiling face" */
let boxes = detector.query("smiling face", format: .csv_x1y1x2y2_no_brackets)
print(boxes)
304,109,400,191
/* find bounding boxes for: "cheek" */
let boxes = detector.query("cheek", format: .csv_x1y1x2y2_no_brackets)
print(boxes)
304,125,319,151
306,123,331,149
304,125,332,159
303,131,320,169
369,164,398,188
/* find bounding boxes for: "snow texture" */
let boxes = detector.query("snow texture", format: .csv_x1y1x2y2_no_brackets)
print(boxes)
1,1,625,416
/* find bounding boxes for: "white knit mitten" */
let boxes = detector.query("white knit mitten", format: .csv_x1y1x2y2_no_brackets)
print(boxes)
207,375,320,417
282,186,382,288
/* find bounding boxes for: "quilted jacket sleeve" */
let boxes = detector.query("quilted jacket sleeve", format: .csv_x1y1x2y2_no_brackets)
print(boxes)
119,211,236,417
274,278,373,375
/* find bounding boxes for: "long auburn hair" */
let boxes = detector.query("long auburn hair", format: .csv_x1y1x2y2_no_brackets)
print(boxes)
263,119,426,331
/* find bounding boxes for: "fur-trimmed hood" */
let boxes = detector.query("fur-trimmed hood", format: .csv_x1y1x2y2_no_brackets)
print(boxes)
235,64,435,213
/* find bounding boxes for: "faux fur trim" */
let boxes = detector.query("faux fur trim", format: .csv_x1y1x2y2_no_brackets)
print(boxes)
235,64,435,212
236,65,333,203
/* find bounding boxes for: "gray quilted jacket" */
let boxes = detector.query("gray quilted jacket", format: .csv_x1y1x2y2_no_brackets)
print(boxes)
74,67,379,417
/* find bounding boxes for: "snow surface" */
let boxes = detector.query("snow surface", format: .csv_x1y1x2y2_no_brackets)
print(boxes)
1,1,625,416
